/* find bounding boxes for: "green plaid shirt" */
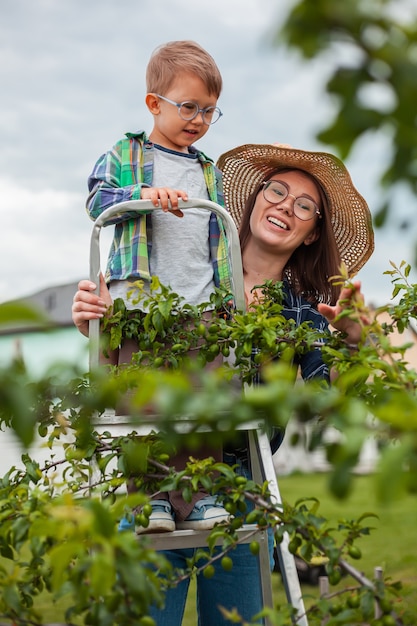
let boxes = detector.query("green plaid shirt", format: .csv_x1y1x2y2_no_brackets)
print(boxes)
86,131,232,293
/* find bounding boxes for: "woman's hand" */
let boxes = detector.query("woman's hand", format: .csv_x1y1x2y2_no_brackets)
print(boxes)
318,280,369,345
72,273,112,337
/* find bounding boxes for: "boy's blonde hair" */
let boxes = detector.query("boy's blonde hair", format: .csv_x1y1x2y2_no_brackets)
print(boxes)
146,40,222,98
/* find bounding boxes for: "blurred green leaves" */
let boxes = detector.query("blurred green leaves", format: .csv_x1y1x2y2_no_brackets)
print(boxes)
0,301,50,331
0,270,416,622
275,0,417,231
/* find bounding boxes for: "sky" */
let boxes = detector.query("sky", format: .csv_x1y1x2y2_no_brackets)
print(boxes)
1,0,416,308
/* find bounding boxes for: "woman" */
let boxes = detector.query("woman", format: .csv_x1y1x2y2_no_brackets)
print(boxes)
218,143,374,381
72,144,374,626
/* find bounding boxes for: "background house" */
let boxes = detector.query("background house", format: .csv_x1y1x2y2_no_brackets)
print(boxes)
0,281,89,375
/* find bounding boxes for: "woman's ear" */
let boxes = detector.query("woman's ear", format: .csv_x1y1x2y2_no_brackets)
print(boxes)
303,228,320,246
145,93,160,115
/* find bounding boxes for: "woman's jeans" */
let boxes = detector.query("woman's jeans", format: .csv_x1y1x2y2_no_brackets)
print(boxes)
148,453,275,626
150,543,264,626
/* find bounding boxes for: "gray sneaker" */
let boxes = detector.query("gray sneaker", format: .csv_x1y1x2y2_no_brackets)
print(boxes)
176,495,230,531
135,500,175,534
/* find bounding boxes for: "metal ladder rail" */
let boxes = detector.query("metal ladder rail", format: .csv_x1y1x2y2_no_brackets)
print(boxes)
249,428,308,626
88,198,245,371
88,199,308,625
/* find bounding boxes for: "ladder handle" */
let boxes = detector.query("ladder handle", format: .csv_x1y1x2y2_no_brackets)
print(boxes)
88,199,245,370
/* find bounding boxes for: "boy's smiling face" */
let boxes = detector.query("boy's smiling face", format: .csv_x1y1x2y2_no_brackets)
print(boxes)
147,72,219,153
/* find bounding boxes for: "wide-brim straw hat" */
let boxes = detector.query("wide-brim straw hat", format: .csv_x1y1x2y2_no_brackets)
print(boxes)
217,144,374,276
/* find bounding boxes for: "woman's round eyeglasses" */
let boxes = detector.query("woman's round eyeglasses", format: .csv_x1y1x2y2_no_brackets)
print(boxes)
262,180,321,221
155,94,223,125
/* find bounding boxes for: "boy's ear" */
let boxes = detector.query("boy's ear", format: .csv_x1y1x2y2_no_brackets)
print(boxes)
145,93,160,115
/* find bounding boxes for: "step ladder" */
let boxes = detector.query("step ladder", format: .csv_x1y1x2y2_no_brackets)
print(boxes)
89,199,308,626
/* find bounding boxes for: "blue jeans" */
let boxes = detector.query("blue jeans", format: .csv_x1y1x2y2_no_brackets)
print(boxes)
150,543,264,626
148,454,274,626
119,520,267,624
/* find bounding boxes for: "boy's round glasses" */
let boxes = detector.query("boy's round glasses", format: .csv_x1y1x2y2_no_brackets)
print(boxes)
155,94,223,125
262,180,321,221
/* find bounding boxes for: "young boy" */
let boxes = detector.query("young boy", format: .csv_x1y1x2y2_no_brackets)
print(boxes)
83,41,232,533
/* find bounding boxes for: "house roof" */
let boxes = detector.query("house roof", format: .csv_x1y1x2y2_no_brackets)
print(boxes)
0,281,80,335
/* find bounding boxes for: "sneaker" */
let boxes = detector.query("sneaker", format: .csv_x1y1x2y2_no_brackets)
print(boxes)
118,515,135,532
135,500,175,535
176,495,230,531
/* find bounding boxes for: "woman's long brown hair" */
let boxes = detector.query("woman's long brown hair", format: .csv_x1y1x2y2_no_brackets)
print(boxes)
239,168,342,306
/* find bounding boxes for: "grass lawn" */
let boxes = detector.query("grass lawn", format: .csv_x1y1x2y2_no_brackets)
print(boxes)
16,473,417,625
182,472,417,625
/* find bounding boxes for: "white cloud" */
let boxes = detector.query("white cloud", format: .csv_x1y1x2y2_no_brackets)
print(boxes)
0,0,412,307
1,178,89,300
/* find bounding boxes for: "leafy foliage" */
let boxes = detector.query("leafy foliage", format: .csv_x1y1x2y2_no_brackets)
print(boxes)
0,267,416,623
275,0,417,237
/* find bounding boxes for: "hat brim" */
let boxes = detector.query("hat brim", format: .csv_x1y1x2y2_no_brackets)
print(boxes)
217,144,374,276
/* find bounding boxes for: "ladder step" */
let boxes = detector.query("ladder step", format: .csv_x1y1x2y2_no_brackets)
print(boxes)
95,410,265,436
143,524,268,551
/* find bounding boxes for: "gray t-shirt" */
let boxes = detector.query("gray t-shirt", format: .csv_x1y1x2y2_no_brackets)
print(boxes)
110,145,215,310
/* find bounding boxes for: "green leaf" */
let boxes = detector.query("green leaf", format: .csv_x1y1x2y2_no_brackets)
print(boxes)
89,550,116,596
152,310,164,333
110,325,122,349
89,500,117,539
158,299,172,320
11,516,30,545
122,439,150,475
3,583,20,612
373,392,417,430
49,541,84,590
374,202,389,228
375,439,413,502
0,301,50,329
0,538,13,560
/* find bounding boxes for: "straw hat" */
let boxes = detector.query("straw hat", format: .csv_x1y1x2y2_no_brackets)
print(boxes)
217,143,374,276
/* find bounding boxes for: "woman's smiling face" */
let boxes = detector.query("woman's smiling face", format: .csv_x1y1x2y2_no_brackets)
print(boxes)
249,170,322,253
